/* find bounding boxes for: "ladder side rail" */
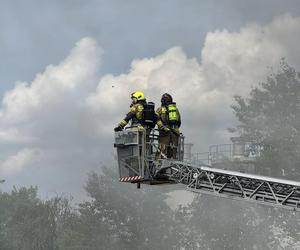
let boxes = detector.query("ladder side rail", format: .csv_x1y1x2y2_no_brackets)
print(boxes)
200,166,300,187
165,161,300,211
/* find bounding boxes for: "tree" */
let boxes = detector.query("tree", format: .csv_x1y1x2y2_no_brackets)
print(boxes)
0,187,73,250
231,60,300,178
0,167,192,250
180,193,300,249
61,166,180,250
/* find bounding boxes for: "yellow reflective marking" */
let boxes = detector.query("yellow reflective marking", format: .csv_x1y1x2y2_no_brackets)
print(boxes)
168,104,178,121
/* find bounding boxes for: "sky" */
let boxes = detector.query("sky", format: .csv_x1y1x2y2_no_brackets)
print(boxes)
1,0,300,200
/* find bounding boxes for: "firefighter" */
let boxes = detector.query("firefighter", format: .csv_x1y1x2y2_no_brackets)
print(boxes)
156,93,181,159
114,91,147,132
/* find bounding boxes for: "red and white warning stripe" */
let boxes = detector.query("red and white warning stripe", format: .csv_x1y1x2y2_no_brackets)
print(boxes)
119,176,142,182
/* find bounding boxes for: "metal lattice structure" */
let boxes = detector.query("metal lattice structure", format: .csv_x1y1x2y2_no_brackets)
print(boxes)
161,160,300,211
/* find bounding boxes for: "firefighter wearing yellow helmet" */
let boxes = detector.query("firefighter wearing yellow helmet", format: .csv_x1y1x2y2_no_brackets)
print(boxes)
156,93,181,159
114,91,147,131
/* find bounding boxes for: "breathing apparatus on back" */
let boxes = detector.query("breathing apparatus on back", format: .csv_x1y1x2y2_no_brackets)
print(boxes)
161,93,179,126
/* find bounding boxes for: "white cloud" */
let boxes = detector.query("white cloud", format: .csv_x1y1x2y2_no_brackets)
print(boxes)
0,37,102,126
203,14,300,93
0,128,36,144
1,14,300,197
0,37,104,196
87,15,300,150
0,148,41,176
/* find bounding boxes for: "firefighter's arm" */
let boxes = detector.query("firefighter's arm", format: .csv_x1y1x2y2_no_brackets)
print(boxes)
155,108,163,129
156,118,164,130
114,106,136,131
155,108,170,132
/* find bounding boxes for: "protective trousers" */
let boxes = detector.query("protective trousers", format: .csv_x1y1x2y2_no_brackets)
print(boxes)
156,132,179,159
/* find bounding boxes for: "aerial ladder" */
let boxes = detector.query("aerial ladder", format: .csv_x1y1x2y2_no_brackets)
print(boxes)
114,129,300,211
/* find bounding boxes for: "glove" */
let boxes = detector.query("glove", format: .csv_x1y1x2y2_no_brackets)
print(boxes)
162,126,170,132
172,130,180,136
114,126,123,132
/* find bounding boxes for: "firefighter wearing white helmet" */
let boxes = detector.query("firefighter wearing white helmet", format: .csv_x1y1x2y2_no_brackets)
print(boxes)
114,91,147,131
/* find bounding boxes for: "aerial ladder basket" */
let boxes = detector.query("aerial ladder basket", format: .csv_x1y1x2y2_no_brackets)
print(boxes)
114,128,184,186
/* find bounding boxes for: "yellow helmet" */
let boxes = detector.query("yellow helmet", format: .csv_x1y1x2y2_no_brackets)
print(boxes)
131,91,145,102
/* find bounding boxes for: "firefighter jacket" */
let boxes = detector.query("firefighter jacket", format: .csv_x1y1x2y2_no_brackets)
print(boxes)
118,101,146,129
156,103,181,135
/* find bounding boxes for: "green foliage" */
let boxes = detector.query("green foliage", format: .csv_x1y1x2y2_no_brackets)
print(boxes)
61,166,178,250
231,60,300,178
0,187,73,250
1,187,47,249
1,167,299,249
0,167,185,250
179,194,300,250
